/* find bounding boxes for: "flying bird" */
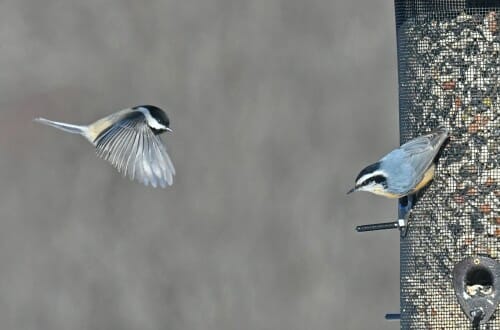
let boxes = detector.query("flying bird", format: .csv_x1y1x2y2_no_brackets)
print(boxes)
35,105,175,188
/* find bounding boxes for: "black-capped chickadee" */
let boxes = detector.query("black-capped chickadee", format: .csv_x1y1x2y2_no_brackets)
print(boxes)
34,105,175,188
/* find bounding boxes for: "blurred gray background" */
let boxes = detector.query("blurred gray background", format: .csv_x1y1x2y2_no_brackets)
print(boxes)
0,1,400,329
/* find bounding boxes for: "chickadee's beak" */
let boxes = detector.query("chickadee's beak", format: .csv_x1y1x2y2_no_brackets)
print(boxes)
346,187,357,195
166,127,173,133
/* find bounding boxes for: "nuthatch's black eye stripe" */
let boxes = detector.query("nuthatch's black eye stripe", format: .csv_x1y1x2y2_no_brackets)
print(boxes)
361,175,387,187
371,175,387,185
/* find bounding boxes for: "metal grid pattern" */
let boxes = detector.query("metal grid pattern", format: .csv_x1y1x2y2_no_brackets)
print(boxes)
395,0,499,328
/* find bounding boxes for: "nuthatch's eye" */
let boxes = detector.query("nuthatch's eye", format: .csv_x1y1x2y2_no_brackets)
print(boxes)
369,175,387,186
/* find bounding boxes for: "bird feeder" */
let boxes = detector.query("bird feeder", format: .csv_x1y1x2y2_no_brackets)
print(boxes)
396,0,499,328
356,1,499,328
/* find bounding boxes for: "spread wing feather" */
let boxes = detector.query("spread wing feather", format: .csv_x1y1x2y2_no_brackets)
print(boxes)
94,116,175,187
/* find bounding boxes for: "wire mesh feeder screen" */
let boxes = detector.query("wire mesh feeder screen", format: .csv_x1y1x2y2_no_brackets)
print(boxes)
395,0,500,329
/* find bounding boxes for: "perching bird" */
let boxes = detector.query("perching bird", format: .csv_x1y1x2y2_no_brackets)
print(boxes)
34,105,175,188
347,126,449,198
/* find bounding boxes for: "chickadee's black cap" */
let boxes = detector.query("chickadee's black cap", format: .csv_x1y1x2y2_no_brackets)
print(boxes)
134,105,170,128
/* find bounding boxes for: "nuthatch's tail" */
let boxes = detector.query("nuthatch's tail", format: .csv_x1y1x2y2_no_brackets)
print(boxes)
34,118,87,136
428,126,449,148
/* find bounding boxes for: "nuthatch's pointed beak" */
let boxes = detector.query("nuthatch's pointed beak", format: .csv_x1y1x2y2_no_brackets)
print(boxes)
347,187,356,195
166,127,173,133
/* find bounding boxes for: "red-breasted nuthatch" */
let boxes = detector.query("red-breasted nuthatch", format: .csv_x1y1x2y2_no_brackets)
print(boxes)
348,126,449,198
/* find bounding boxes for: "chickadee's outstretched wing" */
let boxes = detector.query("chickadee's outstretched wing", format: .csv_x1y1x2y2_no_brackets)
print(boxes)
94,113,175,188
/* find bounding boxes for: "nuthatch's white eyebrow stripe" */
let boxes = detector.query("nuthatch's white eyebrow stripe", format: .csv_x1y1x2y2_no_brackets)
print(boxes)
356,170,388,185
136,107,167,130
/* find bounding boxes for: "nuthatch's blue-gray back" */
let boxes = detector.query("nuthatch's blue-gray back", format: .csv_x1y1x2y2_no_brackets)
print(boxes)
348,126,449,198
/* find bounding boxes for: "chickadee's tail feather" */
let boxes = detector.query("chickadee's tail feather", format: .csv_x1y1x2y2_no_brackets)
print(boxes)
34,118,87,135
